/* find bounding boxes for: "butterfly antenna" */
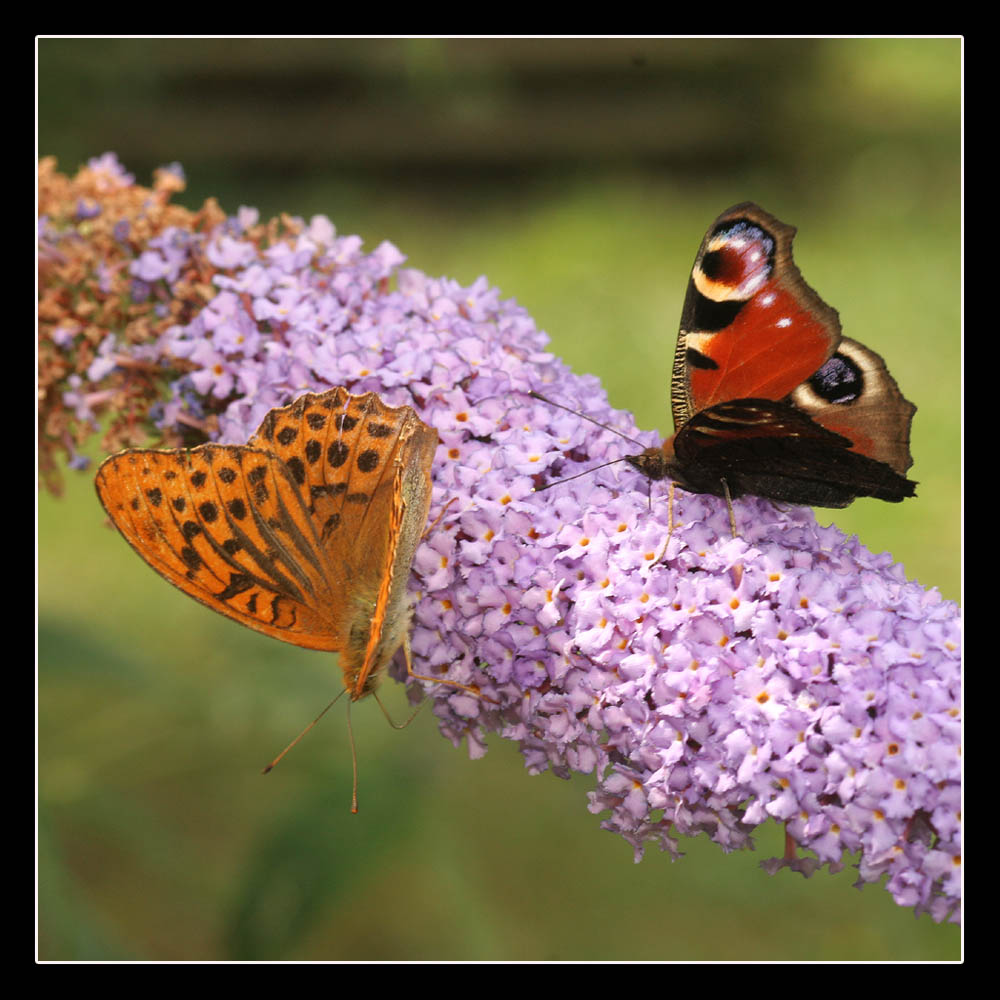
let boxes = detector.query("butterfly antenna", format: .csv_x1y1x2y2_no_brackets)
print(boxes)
262,687,348,775
528,390,648,449
530,457,627,493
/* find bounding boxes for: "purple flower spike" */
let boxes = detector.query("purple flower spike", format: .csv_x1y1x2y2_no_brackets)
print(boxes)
38,156,961,923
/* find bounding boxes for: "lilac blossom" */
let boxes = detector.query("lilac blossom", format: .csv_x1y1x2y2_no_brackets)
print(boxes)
86,152,135,189
40,155,962,924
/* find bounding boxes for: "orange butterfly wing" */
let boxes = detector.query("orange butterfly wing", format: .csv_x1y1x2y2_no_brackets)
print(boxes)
95,387,438,700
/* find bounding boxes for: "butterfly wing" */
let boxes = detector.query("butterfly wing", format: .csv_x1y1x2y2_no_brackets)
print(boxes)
671,202,840,430
96,387,439,700
788,337,916,477
671,398,915,506
95,442,342,649
248,389,438,699
345,417,437,699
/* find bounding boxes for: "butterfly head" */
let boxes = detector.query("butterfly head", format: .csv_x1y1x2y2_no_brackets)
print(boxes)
623,437,677,483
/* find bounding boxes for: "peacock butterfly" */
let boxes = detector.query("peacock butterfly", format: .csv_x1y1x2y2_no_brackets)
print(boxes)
625,202,917,508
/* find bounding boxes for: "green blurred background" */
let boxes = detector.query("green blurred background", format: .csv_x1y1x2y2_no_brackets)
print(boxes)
38,38,961,961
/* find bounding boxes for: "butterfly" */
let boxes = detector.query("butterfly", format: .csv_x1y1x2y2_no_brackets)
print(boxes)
624,202,917,508
95,387,439,703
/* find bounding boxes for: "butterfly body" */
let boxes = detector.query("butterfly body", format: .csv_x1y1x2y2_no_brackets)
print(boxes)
627,202,916,508
95,388,438,701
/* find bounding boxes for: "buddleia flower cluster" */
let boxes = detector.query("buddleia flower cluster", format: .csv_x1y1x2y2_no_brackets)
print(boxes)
38,155,961,922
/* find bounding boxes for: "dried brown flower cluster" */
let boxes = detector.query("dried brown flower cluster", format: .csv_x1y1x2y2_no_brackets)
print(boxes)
37,155,310,494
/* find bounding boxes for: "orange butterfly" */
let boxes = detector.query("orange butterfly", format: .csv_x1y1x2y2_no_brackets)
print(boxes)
95,387,438,705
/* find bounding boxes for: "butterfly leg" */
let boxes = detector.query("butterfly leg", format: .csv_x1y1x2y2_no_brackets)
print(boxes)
720,478,739,539
403,633,499,705
653,482,680,565
421,496,458,543
373,686,426,730
347,698,360,814
667,481,679,541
